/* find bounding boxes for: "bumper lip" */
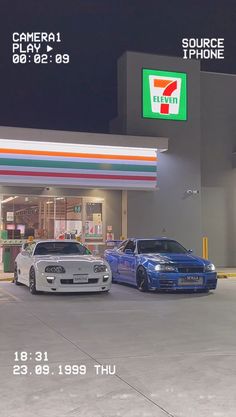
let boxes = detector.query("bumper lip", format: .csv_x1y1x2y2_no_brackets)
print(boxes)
148,271,217,290
36,285,111,293
36,273,112,292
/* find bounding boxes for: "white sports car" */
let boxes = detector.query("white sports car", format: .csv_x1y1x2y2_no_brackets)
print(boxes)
14,240,112,294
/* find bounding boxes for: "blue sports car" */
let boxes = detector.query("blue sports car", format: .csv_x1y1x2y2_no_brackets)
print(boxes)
104,238,217,292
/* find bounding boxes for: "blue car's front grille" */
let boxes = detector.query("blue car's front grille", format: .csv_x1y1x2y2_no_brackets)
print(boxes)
177,266,204,273
159,280,175,288
158,277,217,290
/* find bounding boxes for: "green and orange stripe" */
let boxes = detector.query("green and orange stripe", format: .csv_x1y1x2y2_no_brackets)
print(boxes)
0,139,158,189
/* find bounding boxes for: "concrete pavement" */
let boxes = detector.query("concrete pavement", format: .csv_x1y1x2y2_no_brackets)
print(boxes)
0,280,236,417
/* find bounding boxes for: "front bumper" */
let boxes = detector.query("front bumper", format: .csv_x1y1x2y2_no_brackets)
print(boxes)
148,271,217,291
36,273,112,293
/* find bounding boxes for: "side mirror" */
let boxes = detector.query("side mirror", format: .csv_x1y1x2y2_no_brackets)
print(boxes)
188,249,193,253
124,249,134,255
21,250,30,257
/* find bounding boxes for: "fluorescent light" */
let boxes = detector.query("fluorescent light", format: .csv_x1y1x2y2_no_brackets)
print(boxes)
0,138,159,157
1,196,18,204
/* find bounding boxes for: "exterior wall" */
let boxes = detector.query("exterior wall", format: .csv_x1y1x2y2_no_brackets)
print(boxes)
201,72,236,266
111,52,202,255
0,125,167,150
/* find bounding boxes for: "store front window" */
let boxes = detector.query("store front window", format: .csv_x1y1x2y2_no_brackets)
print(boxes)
0,195,104,243
0,194,106,272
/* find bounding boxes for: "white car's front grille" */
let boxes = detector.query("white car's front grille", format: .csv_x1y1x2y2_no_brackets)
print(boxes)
60,278,99,285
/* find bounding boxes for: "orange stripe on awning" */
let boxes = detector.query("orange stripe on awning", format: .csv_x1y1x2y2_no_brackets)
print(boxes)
154,79,171,88
0,148,157,162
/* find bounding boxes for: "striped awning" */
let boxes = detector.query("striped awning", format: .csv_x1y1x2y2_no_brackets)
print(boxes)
0,139,158,189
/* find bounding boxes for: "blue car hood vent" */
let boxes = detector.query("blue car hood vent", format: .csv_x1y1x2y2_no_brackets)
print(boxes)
146,253,204,265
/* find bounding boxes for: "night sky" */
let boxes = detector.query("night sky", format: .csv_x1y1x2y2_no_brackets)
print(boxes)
1,0,236,133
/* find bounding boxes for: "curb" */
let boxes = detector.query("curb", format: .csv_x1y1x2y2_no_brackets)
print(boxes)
0,278,14,282
217,273,236,279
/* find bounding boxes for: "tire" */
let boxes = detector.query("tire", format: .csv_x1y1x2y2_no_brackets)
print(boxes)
29,268,38,294
136,266,149,292
14,264,21,285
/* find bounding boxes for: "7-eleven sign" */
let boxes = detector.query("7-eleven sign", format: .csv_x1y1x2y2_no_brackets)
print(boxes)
142,69,187,120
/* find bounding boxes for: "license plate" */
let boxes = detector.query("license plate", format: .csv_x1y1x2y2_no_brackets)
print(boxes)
178,276,203,285
73,274,88,283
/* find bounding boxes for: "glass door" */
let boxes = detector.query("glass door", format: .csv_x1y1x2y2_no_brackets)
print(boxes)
54,197,83,240
54,196,104,244
83,198,104,244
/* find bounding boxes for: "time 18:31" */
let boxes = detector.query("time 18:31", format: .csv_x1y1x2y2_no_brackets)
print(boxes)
14,351,49,362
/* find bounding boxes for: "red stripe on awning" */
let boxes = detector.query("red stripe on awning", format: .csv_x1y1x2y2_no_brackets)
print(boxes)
0,170,157,181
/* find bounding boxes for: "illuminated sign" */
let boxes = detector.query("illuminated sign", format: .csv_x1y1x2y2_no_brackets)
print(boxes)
142,69,187,120
0,139,158,190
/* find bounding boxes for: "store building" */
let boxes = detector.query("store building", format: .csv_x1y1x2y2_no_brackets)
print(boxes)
0,51,236,268
0,127,167,271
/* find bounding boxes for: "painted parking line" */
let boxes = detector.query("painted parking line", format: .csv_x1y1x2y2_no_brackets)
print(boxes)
0,287,20,301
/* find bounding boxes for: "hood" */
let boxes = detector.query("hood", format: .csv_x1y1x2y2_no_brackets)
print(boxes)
34,254,105,263
143,253,206,265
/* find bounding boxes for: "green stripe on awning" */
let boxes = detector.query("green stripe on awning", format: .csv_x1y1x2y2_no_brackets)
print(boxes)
0,158,157,172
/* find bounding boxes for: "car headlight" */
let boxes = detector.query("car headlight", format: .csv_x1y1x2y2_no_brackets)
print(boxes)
155,264,177,272
93,264,108,273
205,263,215,272
45,265,66,273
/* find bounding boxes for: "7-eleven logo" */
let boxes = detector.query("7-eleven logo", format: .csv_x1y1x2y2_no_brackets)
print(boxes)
149,76,180,115
142,69,187,120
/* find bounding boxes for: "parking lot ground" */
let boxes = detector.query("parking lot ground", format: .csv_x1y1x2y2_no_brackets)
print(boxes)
1,280,236,417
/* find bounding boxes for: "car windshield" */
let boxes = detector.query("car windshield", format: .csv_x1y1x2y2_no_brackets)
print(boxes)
137,240,187,254
34,242,91,256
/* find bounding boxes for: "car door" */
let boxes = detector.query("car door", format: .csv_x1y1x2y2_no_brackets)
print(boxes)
118,240,136,283
17,249,30,283
110,240,127,281
20,244,35,283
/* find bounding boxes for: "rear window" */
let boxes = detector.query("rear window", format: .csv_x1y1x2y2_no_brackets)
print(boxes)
34,242,91,256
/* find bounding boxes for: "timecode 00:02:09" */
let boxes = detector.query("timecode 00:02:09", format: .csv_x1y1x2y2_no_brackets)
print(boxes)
12,54,70,64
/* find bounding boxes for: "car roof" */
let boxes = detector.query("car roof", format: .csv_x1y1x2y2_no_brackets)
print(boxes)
128,237,177,241
33,239,82,244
